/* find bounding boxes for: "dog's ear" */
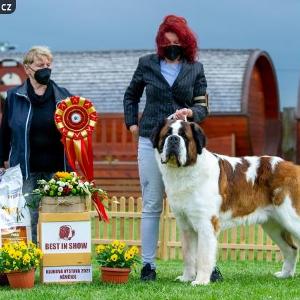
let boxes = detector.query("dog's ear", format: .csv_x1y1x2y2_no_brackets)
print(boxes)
150,119,167,149
190,122,206,154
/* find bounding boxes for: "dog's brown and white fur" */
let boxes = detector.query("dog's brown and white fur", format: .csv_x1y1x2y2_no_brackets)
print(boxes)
151,119,300,285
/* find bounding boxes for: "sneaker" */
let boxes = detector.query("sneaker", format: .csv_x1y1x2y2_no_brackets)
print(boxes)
210,266,223,282
140,263,156,281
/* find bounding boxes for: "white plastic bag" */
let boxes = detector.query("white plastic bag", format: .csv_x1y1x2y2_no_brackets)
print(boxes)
0,165,31,246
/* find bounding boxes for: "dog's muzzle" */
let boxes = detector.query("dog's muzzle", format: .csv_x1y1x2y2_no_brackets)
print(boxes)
162,135,181,166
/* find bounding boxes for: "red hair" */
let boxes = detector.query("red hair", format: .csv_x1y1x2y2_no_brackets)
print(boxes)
156,15,198,63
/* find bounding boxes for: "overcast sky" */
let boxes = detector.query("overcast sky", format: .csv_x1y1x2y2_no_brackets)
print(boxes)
1,0,300,107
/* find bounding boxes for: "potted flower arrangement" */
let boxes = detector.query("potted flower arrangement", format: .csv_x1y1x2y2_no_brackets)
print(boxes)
96,240,140,284
32,171,108,220
0,241,43,289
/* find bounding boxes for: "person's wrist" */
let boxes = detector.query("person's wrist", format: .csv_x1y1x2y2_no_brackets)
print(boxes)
130,125,138,132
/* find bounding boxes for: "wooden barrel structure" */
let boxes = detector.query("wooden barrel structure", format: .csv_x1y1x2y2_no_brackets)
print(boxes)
0,50,281,196
201,49,281,157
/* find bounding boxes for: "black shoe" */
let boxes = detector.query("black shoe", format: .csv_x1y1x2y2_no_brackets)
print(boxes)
140,263,156,281
210,266,223,282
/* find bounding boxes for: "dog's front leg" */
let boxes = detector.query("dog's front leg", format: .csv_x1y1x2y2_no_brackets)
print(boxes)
176,228,197,282
192,220,217,286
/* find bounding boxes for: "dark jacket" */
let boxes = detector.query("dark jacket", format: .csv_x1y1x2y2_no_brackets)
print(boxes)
123,54,208,137
0,80,71,179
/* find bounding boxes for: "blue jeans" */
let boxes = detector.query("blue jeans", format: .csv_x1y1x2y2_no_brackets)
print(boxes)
138,137,165,269
23,172,53,244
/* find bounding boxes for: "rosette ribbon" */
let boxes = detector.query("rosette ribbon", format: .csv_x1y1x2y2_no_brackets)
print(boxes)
91,190,109,222
54,96,109,222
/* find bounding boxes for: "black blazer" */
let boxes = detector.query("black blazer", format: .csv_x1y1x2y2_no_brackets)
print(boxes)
123,54,208,138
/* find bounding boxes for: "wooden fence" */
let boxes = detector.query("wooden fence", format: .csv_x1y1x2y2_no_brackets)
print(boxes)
91,196,283,262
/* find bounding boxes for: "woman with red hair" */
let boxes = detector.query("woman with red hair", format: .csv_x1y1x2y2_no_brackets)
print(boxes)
156,15,198,63
124,15,222,282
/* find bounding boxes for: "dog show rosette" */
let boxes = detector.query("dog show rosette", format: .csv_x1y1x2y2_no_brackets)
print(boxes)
54,96,108,222
54,96,97,181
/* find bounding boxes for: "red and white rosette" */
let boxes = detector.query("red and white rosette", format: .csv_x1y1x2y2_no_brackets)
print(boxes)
54,96,97,181
54,96,109,222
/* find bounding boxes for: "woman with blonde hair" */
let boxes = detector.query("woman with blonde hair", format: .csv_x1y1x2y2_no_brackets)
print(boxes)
0,46,72,243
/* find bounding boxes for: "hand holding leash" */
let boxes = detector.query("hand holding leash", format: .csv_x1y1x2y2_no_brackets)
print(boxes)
167,108,192,122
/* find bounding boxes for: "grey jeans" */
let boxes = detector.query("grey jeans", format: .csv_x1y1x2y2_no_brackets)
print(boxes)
138,137,165,269
23,172,53,244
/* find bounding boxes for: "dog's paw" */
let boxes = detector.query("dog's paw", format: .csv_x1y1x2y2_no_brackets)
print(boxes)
274,271,294,279
175,275,194,282
191,279,210,286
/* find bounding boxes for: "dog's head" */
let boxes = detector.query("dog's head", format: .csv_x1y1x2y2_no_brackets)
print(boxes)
151,119,206,167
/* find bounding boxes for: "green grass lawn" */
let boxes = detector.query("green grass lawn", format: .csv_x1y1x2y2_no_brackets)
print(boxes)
2,260,300,300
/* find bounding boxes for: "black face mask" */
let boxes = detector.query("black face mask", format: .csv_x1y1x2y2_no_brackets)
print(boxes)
34,68,51,85
164,45,182,61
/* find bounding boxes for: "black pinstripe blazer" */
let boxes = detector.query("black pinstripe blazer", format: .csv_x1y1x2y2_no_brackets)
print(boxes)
123,53,208,138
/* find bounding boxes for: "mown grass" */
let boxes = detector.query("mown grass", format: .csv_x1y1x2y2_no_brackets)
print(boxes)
2,259,300,300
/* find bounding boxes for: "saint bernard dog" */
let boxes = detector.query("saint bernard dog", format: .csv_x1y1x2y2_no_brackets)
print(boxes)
151,119,300,286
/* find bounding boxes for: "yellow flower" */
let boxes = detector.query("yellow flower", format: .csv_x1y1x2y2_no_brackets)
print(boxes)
8,249,15,258
111,254,118,261
23,253,30,262
34,248,43,258
19,241,26,247
126,248,134,256
3,243,10,252
55,171,72,179
1,241,43,272
23,258,30,265
118,242,126,249
28,241,36,248
14,250,23,260
20,244,27,251
130,246,139,254
96,240,140,268
112,240,119,248
12,244,19,251
96,245,105,254
2,248,8,253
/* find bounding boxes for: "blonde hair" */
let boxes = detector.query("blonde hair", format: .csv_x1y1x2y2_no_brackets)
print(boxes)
23,46,53,65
